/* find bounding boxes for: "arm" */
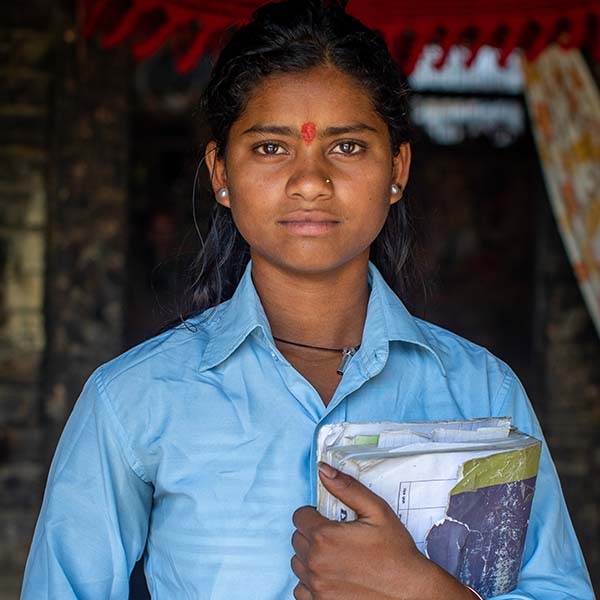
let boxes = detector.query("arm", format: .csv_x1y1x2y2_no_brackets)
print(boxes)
291,463,479,600
291,369,595,600
21,369,153,600
488,371,594,599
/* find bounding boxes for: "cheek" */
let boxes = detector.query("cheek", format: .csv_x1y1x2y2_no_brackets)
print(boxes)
226,196,267,244
227,200,252,231
358,182,394,218
368,203,392,237
357,190,393,236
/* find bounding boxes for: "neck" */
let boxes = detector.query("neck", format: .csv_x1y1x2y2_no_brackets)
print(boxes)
251,259,370,349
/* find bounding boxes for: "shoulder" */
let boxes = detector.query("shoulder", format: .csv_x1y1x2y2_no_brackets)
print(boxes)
91,309,221,402
415,317,511,377
412,317,526,414
370,265,517,394
69,309,228,462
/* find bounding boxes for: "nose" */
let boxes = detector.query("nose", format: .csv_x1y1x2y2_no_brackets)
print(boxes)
285,155,333,202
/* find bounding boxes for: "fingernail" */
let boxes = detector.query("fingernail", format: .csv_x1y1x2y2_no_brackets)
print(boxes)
317,461,338,478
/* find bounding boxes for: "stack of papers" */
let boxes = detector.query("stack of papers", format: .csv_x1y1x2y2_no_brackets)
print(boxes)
317,418,541,597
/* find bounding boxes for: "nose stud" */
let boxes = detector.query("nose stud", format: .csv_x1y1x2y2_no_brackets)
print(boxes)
325,178,332,185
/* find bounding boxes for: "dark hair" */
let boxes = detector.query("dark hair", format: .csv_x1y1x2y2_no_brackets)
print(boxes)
181,0,418,319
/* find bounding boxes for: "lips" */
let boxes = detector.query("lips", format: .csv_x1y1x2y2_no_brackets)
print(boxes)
280,210,340,223
278,210,341,235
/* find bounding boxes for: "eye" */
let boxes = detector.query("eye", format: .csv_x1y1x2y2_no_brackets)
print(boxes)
254,142,286,155
331,140,365,155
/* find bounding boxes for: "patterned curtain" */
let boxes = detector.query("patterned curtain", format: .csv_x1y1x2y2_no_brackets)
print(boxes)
523,46,600,336
83,0,600,75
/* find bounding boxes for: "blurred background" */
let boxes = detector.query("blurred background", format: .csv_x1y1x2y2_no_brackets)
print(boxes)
1,0,600,598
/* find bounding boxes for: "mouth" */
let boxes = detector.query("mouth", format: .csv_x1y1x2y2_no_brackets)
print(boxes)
278,211,341,235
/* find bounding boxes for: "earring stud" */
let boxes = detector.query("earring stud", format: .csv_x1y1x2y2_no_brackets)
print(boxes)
217,187,229,199
391,184,401,195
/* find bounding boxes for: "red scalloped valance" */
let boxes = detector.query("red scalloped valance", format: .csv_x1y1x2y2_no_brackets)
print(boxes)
83,0,600,74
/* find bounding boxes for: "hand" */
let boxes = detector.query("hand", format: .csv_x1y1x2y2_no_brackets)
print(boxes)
291,462,476,600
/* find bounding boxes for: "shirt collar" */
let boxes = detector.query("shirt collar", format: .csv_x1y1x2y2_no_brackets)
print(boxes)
363,263,447,376
199,262,272,372
198,261,446,376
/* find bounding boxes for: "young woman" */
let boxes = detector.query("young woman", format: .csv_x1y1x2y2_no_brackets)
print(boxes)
22,1,594,598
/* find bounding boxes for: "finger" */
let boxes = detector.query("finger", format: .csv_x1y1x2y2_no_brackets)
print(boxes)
293,582,313,600
293,504,328,535
291,553,307,579
318,461,391,522
291,529,310,561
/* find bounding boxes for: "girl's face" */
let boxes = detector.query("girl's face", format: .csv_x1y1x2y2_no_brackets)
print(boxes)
206,64,411,279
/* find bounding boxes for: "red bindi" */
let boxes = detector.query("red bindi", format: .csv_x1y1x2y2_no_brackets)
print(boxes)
300,122,317,144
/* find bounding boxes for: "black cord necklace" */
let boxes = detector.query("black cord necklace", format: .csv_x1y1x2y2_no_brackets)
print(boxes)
272,336,361,376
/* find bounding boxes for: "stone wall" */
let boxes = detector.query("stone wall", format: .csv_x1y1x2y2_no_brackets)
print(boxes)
0,2,52,584
44,7,130,456
0,3,131,596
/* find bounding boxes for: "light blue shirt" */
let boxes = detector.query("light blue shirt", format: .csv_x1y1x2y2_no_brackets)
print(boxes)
22,263,594,599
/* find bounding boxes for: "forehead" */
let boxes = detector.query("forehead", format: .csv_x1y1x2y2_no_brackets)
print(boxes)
233,65,386,132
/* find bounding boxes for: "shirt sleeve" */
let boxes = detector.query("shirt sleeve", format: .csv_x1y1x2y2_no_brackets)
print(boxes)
21,367,153,600
489,367,594,600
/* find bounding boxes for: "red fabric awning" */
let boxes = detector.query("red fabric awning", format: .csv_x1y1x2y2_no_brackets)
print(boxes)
83,0,600,74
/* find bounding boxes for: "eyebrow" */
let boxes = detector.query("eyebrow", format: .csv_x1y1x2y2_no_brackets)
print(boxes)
241,123,379,137
323,124,378,136
242,125,295,136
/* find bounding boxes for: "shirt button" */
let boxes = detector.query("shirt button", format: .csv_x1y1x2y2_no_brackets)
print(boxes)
271,352,279,361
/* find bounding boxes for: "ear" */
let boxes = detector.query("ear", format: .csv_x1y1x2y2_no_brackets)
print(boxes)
390,142,411,205
205,140,230,207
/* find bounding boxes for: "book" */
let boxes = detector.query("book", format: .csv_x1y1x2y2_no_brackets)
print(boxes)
316,418,541,597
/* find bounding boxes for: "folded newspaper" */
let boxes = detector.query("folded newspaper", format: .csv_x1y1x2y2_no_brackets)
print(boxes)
316,418,541,597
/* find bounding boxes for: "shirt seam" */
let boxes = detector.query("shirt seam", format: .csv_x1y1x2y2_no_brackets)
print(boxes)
99,323,207,387
93,366,151,484
490,361,515,412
